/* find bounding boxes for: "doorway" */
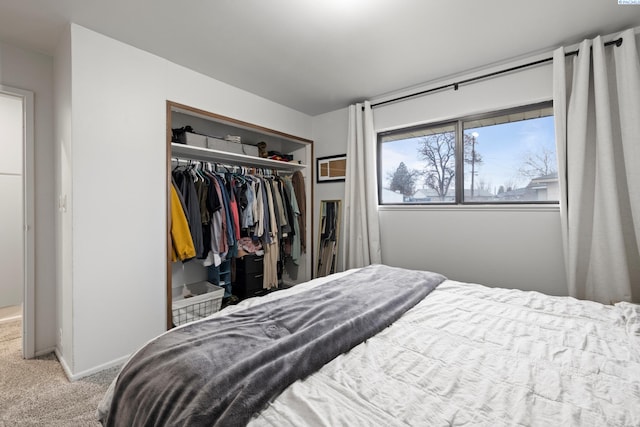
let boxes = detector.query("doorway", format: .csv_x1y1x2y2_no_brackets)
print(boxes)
0,85,34,358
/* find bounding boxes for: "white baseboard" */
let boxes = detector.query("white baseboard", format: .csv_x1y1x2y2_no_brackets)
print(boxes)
54,348,74,380
54,348,128,382
70,355,129,381
0,315,22,324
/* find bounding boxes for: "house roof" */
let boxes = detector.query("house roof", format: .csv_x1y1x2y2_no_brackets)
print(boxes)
529,172,559,183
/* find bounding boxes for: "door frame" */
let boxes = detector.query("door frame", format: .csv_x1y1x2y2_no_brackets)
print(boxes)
1,85,35,358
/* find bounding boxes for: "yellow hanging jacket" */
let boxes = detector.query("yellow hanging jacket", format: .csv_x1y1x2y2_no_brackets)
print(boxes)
171,183,196,262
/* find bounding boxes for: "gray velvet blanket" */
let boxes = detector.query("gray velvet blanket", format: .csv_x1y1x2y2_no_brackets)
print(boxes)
100,264,445,427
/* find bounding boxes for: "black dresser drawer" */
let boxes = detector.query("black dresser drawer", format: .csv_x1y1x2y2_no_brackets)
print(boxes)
238,254,264,275
235,254,264,299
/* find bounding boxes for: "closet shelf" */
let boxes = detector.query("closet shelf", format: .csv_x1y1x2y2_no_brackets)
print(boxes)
171,143,307,171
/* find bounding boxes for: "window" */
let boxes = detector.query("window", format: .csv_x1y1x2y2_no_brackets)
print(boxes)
378,102,557,204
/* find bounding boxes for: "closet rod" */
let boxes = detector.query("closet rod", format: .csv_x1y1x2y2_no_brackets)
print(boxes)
171,157,286,176
370,37,623,109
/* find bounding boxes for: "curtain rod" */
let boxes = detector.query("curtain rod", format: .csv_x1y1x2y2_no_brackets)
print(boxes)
371,37,623,109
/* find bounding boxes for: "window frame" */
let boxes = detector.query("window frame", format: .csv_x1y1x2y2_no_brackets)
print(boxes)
377,101,558,206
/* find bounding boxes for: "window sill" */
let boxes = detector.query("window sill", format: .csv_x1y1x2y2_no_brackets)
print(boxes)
377,204,560,213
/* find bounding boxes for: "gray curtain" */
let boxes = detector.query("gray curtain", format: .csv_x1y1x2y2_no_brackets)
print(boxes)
553,28,640,304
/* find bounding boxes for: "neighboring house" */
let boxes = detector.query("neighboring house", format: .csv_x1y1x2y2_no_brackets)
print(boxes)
409,175,558,203
496,187,531,201
410,187,454,203
527,172,559,201
463,188,495,202
410,187,494,203
497,172,559,201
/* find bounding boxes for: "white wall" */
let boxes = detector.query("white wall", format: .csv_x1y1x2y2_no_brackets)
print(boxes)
59,24,313,376
376,60,567,295
54,24,74,369
374,65,553,132
312,55,568,296
68,25,168,375
0,41,56,353
311,107,349,274
378,207,566,295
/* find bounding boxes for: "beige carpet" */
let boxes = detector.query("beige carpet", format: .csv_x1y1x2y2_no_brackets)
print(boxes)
0,318,119,426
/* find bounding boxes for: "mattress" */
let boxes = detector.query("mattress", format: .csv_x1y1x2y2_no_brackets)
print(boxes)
99,268,640,426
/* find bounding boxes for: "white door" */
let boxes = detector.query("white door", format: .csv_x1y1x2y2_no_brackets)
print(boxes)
0,86,34,358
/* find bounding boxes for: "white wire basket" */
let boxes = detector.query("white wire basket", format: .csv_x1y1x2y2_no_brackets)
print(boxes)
172,281,224,326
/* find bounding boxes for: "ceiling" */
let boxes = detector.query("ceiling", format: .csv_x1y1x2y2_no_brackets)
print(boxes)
1,0,639,116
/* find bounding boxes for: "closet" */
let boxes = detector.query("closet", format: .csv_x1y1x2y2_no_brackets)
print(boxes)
166,101,313,329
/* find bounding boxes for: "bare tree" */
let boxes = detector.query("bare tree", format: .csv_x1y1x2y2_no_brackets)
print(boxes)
416,131,456,200
416,131,485,200
518,146,557,179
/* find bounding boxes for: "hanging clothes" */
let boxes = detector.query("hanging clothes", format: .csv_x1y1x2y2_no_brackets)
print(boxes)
237,177,255,229
282,177,301,264
206,170,227,263
211,173,237,256
170,181,196,262
171,158,306,294
257,176,272,244
194,171,212,259
226,174,242,241
252,177,265,239
292,171,306,253
263,178,279,290
278,178,295,237
172,166,205,258
201,169,223,263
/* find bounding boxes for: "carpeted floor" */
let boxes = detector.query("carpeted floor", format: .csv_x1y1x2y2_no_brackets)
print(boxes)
0,318,119,426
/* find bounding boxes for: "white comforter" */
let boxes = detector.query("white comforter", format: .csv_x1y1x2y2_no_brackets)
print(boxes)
214,270,640,427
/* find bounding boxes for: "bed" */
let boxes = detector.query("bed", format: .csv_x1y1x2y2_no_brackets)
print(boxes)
98,264,640,426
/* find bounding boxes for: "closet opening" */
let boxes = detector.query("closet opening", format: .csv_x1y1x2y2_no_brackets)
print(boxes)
0,85,35,358
165,101,314,329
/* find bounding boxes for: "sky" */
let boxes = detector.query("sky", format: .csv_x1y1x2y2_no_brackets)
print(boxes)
380,115,556,195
